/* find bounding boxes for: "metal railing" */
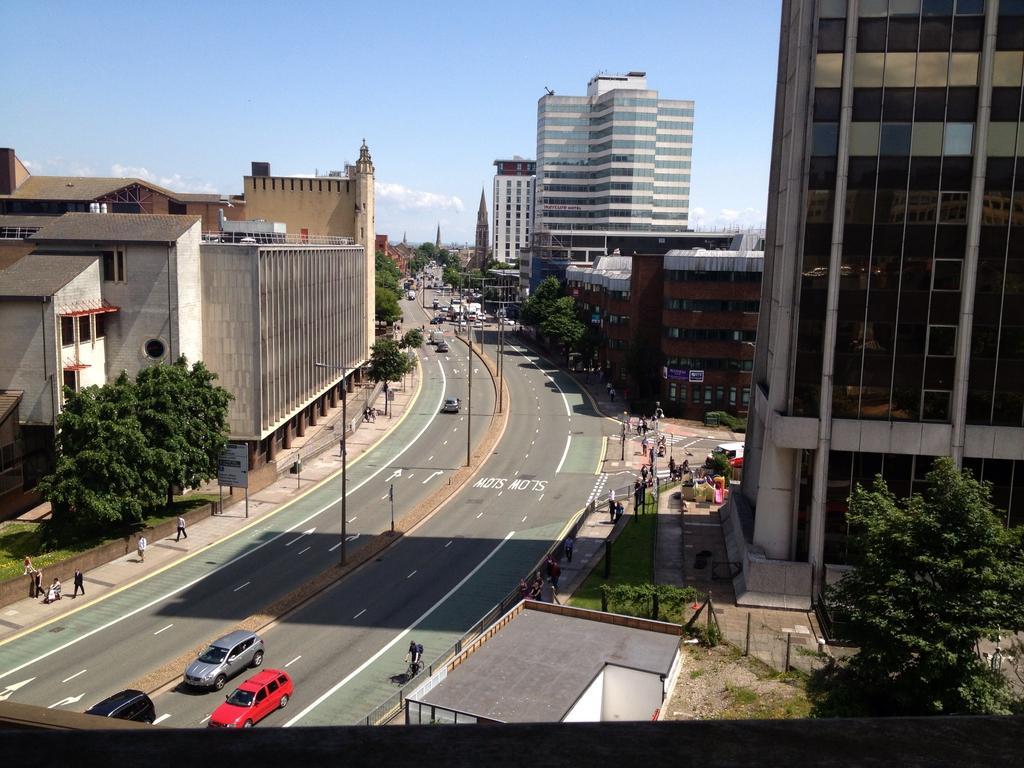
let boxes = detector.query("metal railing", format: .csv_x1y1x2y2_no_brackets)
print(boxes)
202,231,356,246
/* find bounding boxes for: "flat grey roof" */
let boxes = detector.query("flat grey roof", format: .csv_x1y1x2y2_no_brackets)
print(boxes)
0,254,96,298
415,607,680,722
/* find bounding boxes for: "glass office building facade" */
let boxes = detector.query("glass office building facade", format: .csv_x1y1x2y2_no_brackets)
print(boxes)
741,0,1024,605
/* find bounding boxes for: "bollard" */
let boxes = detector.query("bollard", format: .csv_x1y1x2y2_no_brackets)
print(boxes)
745,612,752,656
785,631,792,672
601,591,608,612
652,592,660,621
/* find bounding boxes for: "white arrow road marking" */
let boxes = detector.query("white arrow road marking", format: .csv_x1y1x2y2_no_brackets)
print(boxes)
61,670,87,683
0,678,35,701
285,656,302,668
346,534,359,541
233,582,250,592
48,693,84,709
384,469,403,482
153,624,174,635
153,714,172,725
284,530,517,727
286,527,316,546
422,470,443,484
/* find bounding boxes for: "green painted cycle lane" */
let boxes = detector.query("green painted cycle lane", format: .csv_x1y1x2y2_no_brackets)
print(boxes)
0,358,449,682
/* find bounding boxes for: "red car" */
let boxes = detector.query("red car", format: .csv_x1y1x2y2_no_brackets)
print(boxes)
208,669,293,728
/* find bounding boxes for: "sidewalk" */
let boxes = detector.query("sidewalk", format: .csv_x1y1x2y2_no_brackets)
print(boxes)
0,354,422,643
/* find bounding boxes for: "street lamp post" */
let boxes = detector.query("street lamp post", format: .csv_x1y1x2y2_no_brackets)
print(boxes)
314,362,351,565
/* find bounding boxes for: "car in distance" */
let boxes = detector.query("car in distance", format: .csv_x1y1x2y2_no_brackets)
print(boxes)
441,396,461,413
436,340,450,353
430,315,445,324
84,689,156,724
208,670,293,728
184,630,264,691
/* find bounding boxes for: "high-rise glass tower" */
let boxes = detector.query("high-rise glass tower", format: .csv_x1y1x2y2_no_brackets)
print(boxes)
534,72,694,236
741,0,1024,608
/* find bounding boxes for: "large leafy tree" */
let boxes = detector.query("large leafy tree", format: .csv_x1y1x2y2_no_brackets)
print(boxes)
39,374,161,542
401,328,424,349
540,296,586,353
375,286,402,325
368,338,411,386
519,276,561,326
818,458,1024,716
135,357,231,505
375,250,401,293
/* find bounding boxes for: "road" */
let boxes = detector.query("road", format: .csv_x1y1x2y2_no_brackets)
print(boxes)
0,295,495,717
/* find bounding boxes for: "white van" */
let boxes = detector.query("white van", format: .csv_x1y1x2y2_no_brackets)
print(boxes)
708,442,744,467
430,330,445,346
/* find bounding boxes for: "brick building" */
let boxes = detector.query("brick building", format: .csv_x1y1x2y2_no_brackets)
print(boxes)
567,232,763,419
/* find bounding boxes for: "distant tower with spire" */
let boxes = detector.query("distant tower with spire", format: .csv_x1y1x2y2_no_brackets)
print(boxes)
473,188,489,268
435,223,441,249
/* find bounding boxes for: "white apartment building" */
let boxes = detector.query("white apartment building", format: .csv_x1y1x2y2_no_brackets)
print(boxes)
535,71,694,237
492,157,535,265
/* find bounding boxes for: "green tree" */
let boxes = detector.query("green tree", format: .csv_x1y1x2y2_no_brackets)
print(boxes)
816,458,1024,716
375,286,401,325
375,250,400,292
520,276,561,326
135,357,231,505
401,328,424,349
442,266,462,290
39,374,161,542
540,296,586,354
368,338,411,386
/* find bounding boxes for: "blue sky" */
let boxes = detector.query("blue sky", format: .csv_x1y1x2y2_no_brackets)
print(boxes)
3,0,781,243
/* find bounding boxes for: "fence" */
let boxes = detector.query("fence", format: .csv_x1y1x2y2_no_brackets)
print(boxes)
360,503,597,725
713,609,830,676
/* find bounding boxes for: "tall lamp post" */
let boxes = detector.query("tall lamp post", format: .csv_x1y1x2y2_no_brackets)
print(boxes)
314,362,351,565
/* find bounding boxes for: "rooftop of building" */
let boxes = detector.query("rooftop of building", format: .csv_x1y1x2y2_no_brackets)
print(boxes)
0,253,97,298
0,174,180,202
412,604,680,723
30,213,201,244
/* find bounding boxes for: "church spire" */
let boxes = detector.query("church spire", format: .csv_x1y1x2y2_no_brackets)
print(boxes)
473,187,489,269
435,223,441,249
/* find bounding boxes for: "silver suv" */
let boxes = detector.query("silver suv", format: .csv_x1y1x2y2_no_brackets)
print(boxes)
184,630,264,690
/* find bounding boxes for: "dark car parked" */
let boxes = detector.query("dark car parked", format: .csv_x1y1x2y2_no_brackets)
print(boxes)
84,689,156,724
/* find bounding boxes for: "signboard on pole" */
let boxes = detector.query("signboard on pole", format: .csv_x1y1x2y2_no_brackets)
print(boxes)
217,443,249,488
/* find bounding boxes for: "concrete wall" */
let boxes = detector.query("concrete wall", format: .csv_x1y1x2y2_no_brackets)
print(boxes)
174,225,204,364
243,176,358,239
0,301,55,425
601,665,664,721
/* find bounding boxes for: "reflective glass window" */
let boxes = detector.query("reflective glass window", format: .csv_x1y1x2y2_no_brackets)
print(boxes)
859,18,888,51
859,0,888,15
854,53,885,87
949,52,979,85
883,88,915,120
813,123,840,156
888,17,920,50
933,259,963,290
993,52,1024,88
928,325,957,355
916,52,949,86
814,88,842,121
853,88,883,120
885,52,918,87
956,0,983,12
952,14,983,50
816,54,844,88
943,122,974,155
923,0,954,16
818,18,846,53
850,122,881,155
891,0,922,13
946,87,979,121
920,16,953,50
912,122,944,155
820,0,847,17
922,390,951,421
880,123,913,155
986,123,1021,157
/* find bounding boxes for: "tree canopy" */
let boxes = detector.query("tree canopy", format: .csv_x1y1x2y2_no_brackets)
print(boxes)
39,358,232,544
368,338,411,384
540,296,586,352
816,458,1024,716
375,286,402,325
375,250,401,293
520,276,561,326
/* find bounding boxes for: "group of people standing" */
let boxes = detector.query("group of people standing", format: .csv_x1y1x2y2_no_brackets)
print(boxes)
24,557,83,603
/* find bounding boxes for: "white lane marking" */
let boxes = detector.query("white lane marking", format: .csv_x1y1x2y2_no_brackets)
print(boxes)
329,541,342,552
346,534,359,542
153,713,172,725
61,669,87,683
0,366,450,684
353,608,367,619
536,428,539,433
48,693,83,708
284,531,517,727
285,656,302,668
233,582,250,592
538,493,544,501
476,512,484,518
555,434,573,473
443,440,448,445
286,527,316,546
407,570,417,579
347,516,357,523
298,546,311,555
153,624,173,635
428,456,434,461
521,515,528,522
444,540,453,547
423,470,443,484
380,495,388,501
497,491,503,497
524,454,529,460
201,714,211,724
408,473,414,479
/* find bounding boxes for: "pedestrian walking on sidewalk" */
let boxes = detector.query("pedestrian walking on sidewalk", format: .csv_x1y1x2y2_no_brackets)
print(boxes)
137,535,147,562
550,560,561,590
609,387,616,402
563,536,574,562
634,479,644,513
607,488,616,522
176,516,188,542
72,568,84,598
33,569,42,599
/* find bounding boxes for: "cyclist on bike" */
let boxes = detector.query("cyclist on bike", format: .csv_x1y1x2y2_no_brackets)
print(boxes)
405,640,424,675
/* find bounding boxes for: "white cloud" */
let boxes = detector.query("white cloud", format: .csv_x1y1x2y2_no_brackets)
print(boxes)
374,181,464,212
110,163,218,194
689,205,765,230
